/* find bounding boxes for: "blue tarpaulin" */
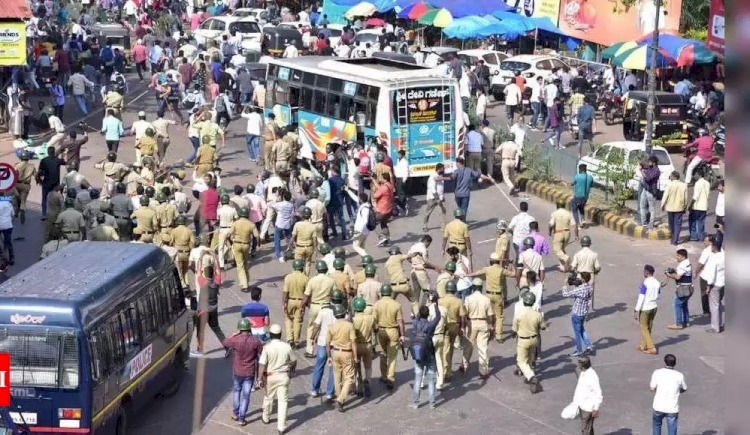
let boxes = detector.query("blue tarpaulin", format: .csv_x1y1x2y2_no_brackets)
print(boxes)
443,16,493,39
529,16,566,36
637,34,717,66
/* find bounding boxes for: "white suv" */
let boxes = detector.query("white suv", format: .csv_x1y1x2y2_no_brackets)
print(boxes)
490,54,569,101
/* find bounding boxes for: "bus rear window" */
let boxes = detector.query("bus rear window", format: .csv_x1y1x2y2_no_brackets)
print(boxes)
0,329,80,389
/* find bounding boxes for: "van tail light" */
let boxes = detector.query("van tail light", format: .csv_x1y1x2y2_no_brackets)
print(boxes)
59,408,82,419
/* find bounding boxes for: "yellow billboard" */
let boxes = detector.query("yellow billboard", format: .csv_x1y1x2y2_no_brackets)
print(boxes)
0,22,26,66
502,0,562,25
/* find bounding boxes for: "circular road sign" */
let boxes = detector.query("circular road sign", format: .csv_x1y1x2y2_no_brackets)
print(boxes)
0,162,18,194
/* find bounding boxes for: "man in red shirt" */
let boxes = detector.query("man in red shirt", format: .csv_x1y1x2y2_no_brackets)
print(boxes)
200,179,219,238
178,57,194,89
132,39,148,81
222,319,264,426
683,129,714,184
373,172,395,246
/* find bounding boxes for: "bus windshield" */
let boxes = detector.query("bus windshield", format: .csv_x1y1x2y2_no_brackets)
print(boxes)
0,328,80,389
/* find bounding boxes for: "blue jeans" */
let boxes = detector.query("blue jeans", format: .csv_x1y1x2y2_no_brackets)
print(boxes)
530,101,541,127
311,345,335,396
544,125,562,147
652,411,678,435
327,204,347,239
455,196,470,219
667,212,684,245
544,107,552,129
344,190,358,223
571,315,592,354
639,190,659,229
673,294,691,326
232,374,254,420
570,197,587,225
74,94,88,115
245,134,260,160
187,136,200,162
413,359,437,405
239,91,251,104
688,209,706,241
273,227,291,259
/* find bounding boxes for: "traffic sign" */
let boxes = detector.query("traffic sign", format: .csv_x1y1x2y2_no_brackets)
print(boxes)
0,163,18,194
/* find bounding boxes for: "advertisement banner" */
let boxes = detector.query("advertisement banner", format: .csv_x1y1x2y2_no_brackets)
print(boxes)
707,0,725,55
557,0,682,47
502,0,562,24
0,22,26,66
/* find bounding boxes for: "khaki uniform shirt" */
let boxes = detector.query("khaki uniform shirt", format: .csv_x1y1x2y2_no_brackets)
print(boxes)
444,219,469,247
519,249,544,274
513,308,543,337
157,203,178,228
430,304,448,335
151,118,176,138
195,145,217,167
464,292,493,320
56,209,85,233
137,136,157,157
385,254,409,285
439,294,465,324
131,207,158,232
230,195,249,211
571,247,601,273
326,319,356,350
283,271,308,300
82,199,101,228
125,171,144,195
171,225,195,251
96,161,128,182
264,120,279,143
104,91,124,110
89,224,120,241
292,220,316,247
140,167,154,186
332,270,351,295
483,265,514,293
15,161,37,183
198,122,224,147
47,191,64,217
217,205,238,228
40,239,69,259
306,198,326,224
372,296,403,328
661,180,689,213
272,139,292,163
111,194,133,219
357,278,381,306
497,141,519,159
259,339,296,373
229,218,258,244
495,232,511,260
550,208,575,232
352,313,375,345
436,272,453,298
304,274,336,304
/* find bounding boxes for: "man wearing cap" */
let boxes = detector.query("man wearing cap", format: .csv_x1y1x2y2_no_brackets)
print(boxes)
195,135,218,178
356,263,381,315
56,199,86,242
291,206,318,276
443,208,472,266
302,261,336,357
408,235,442,309
283,260,309,347
131,196,158,243
152,114,178,163
217,194,238,270
351,297,376,396
131,111,154,163
171,216,195,288
372,283,406,389
513,290,543,393
305,189,327,244
385,246,421,317
435,261,456,299
229,207,259,292
549,200,579,272
517,237,544,288
496,138,520,195
480,119,496,178
14,152,37,224
494,220,512,262
258,323,297,434
571,235,601,308
461,278,494,378
326,303,358,412
222,319,264,426
439,281,465,383
262,113,281,172
467,253,516,342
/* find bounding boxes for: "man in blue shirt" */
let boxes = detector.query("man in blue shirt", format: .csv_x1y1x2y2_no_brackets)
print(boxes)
410,294,441,409
576,97,595,152
326,166,348,240
451,157,492,219
673,77,693,97
241,286,270,341
100,108,124,155
570,164,594,227
148,41,164,73
465,124,484,175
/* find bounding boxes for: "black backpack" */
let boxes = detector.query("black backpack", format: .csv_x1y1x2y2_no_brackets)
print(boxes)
363,204,376,231
409,325,430,363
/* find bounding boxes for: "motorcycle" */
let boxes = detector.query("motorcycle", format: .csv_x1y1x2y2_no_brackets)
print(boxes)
683,144,722,189
713,124,725,156
601,91,623,125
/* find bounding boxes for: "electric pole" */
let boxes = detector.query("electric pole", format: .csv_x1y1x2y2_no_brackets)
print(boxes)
644,0,662,155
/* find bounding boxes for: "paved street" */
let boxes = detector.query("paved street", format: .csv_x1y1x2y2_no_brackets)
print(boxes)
2,90,723,434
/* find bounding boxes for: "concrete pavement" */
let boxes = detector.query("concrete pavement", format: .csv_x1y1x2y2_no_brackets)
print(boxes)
3,93,723,434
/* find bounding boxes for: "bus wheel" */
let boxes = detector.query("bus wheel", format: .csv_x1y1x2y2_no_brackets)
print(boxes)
160,351,187,398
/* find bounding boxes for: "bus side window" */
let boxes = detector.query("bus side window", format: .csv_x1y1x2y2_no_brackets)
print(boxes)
107,319,126,368
339,96,354,121
300,88,313,111
327,94,340,118
353,100,366,124
288,86,300,108
313,89,326,114
120,308,140,354
274,81,289,105
89,332,104,381
167,273,183,318
138,294,157,338
156,282,172,325
265,79,275,107
365,102,377,127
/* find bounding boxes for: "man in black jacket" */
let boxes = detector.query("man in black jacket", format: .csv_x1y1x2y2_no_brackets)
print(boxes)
410,293,442,409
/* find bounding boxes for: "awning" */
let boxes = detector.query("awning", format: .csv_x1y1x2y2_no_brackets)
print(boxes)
0,0,33,19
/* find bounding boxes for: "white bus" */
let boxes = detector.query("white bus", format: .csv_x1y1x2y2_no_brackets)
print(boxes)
263,56,466,177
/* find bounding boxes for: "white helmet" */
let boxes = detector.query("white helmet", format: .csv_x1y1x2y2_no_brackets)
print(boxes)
697,128,708,137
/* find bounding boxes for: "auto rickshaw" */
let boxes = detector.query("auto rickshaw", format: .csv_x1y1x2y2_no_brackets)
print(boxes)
622,91,689,148
262,27,302,56
92,23,132,72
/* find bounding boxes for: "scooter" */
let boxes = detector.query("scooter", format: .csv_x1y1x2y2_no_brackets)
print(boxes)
601,91,623,125
683,144,722,189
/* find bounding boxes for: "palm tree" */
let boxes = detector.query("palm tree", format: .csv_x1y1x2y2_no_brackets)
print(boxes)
680,0,710,32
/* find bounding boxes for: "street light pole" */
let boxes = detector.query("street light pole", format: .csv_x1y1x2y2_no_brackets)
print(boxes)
644,0,662,155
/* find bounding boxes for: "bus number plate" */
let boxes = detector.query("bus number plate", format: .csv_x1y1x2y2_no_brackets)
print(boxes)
9,413,36,425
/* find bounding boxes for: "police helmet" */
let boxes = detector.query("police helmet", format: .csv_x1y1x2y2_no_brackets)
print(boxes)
453,208,465,218
380,283,392,296
444,261,456,273
237,318,252,331
145,127,155,137
292,259,304,271
352,297,366,312
300,206,312,219
315,260,328,273
362,254,374,265
308,189,319,199
175,215,187,226
521,290,536,306
238,207,249,218
445,280,457,293
332,304,347,318
145,186,155,197
375,152,385,162
139,195,150,206
388,245,401,255
220,194,230,204
156,192,167,203
331,289,346,304
333,247,346,258
523,236,535,248
580,235,592,247
364,264,376,276
64,197,75,208
319,243,332,254
472,278,484,290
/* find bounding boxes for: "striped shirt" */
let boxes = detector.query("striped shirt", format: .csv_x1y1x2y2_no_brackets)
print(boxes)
562,283,593,317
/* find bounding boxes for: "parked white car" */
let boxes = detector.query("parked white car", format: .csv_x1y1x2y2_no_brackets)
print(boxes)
458,49,509,77
194,16,263,51
490,54,569,100
578,141,675,194
232,8,269,25
193,16,240,45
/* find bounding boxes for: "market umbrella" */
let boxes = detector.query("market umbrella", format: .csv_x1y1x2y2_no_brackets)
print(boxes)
443,15,493,39
611,45,677,70
345,2,379,19
638,34,717,66
398,2,432,19
365,17,386,27
417,8,453,27
602,41,639,59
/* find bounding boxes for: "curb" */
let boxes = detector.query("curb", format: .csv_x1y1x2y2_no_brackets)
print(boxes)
519,177,671,241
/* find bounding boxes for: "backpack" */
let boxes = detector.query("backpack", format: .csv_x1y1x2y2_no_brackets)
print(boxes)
168,82,180,100
408,324,430,363
100,47,114,65
363,204,376,231
215,94,227,112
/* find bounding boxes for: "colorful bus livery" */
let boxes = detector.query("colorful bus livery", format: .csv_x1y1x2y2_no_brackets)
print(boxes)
264,56,465,177
0,242,194,435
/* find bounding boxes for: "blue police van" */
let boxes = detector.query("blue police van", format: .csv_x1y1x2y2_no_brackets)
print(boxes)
0,242,194,434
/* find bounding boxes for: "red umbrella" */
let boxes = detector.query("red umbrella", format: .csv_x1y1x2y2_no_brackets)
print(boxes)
407,2,433,20
365,17,385,27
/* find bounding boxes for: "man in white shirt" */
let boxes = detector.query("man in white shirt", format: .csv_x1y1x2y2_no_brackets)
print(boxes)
241,107,264,162
714,180,724,226
475,88,488,122
572,356,602,435
634,264,661,354
509,119,526,169
351,192,372,257
282,43,299,58
423,163,449,233
695,234,715,316
543,79,559,131
503,81,522,125
508,201,534,259
123,0,138,19
650,354,687,435
699,239,724,333
528,76,544,129
335,43,351,58
393,149,410,215
688,169,710,241
622,71,638,92
0,200,15,265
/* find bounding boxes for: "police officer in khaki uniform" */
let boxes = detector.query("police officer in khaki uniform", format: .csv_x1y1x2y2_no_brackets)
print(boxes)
302,260,336,357
549,200,579,272
429,298,449,390
216,194,238,270
332,247,355,286
272,134,294,173
94,152,129,199
332,258,353,297
14,151,36,224
467,253,516,342
82,189,103,231
131,196,158,243
461,278,495,378
570,235,601,308
229,207,259,292
283,259,309,348
372,152,392,185
384,246,420,317
305,189,326,244
110,182,133,240
351,297,375,397
325,304,358,412
257,324,297,434
291,207,317,276
443,208,473,266
40,226,69,259
439,280,465,382
155,192,178,246
194,135,218,178
517,237,545,288
171,215,195,288
372,283,405,389
435,261,456,298
44,185,65,242
513,291,543,393
496,140,520,194
353,255,377,289
135,127,157,161
494,220,511,261
356,264,381,315
408,235,442,309
89,213,120,241
262,113,280,172
56,198,86,242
